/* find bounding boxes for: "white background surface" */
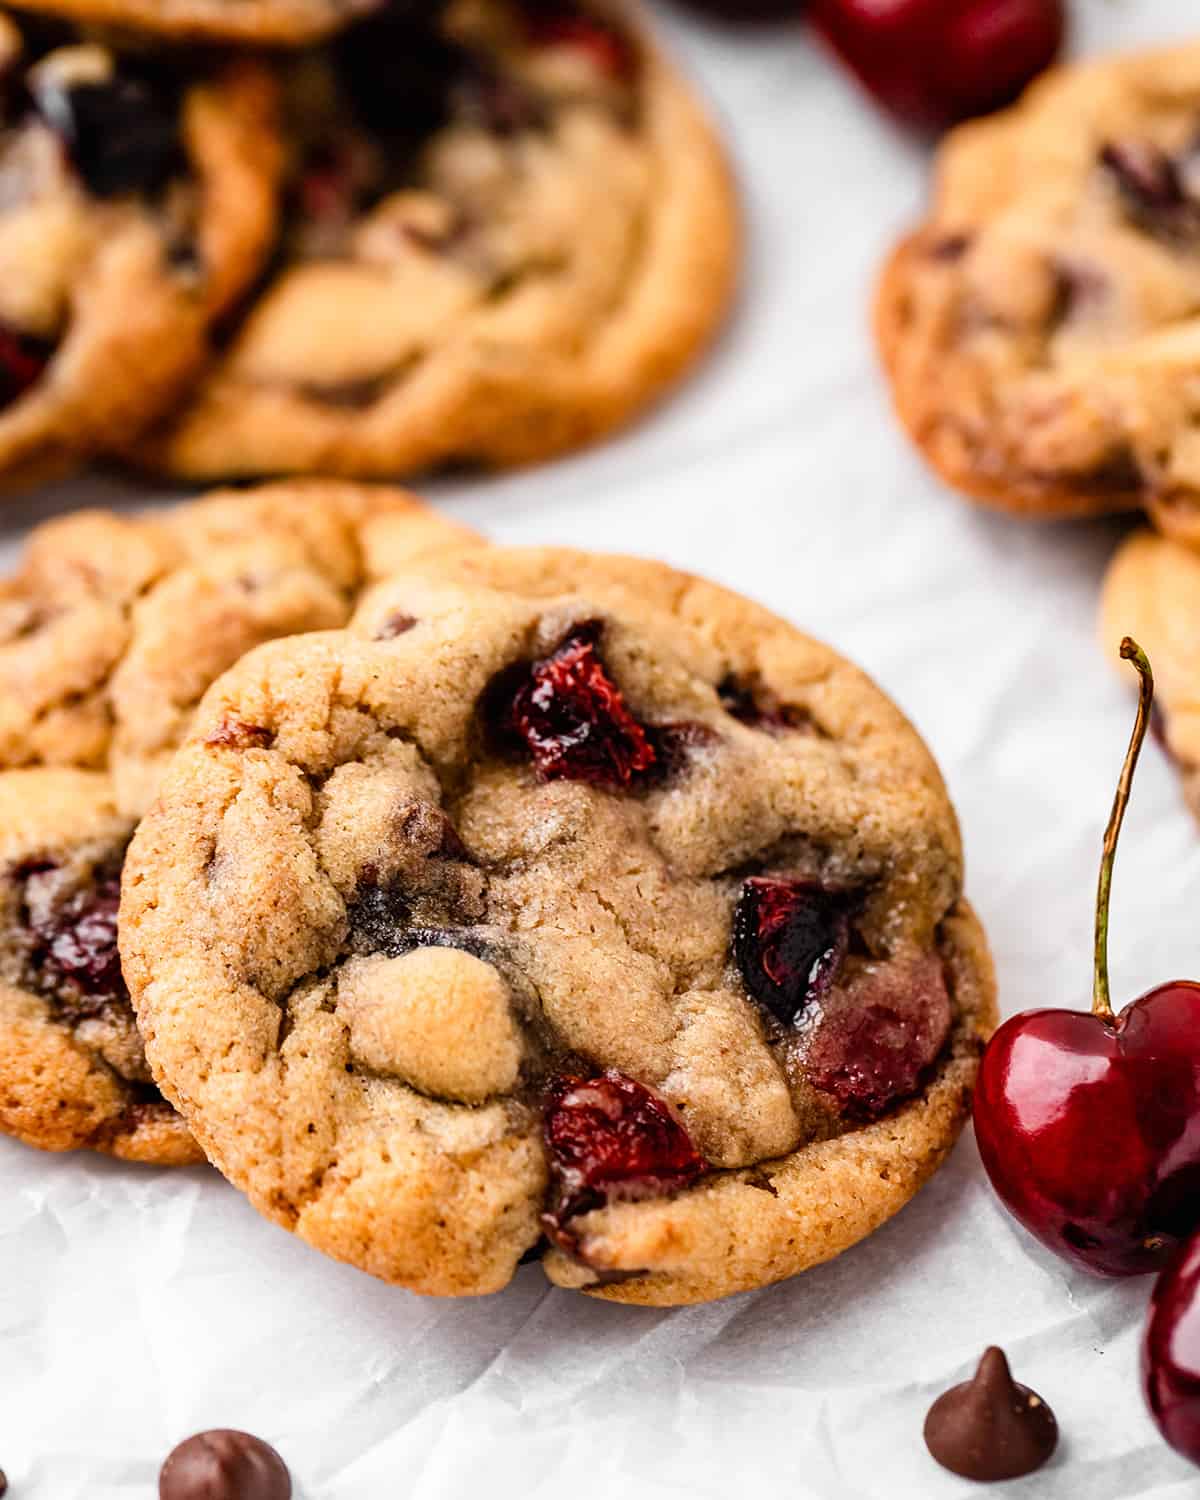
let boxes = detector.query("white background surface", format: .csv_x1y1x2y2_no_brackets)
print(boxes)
4,2,1200,1495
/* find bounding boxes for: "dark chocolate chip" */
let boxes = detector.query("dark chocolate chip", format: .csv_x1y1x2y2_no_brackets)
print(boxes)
374,611,418,640
35,72,182,199
0,1466,7,1496
159,1430,290,1500
924,1347,1058,1482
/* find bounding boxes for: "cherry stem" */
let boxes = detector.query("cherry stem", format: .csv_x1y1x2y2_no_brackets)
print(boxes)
1093,637,1154,1021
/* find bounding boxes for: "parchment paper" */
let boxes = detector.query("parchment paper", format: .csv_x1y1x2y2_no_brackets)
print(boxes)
4,2,1200,1494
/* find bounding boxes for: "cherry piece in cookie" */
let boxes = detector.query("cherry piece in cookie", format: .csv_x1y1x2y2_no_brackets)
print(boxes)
806,955,952,1118
1145,1233,1200,1466
543,1071,707,1228
522,4,637,81
23,865,125,1010
733,876,855,1025
809,0,1066,131
0,326,52,411
924,1347,1058,1481
975,640,1200,1276
488,621,658,788
159,1430,290,1500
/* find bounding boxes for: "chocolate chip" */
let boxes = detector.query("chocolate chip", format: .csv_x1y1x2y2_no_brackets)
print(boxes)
374,611,418,640
0,1466,8,1496
159,1430,290,1500
35,71,182,199
924,1347,1058,1482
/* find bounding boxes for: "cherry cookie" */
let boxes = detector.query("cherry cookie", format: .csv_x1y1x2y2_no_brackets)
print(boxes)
130,0,739,482
0,481,480,1162
0,10,281,484
120,548,996,1303
877,40,1200,538
1100,529,1200,825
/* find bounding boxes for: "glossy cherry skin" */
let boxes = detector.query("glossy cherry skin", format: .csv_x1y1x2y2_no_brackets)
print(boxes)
974,982,1200,1277
809,0,1065,131
1145,1231,1200,1465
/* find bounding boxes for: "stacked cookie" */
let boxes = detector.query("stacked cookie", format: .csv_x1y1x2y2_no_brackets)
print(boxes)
0,482,996,1305
874,39,1200,825
0,0,738,487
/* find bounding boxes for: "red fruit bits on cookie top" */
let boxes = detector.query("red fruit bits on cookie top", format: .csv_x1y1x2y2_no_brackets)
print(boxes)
544,1071,708,1226
488,620,658,788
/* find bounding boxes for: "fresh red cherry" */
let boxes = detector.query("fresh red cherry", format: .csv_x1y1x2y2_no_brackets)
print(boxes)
1145,1233,1200,1465
975,640,1200,1277
808,0,1066,131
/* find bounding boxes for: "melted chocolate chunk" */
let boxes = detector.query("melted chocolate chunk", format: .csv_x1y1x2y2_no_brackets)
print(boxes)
34,68,182,199
333,5,467,147
159,1430,291,1500
1100,139,1200,243
374,611,418,640
717,673,818,733
924,1347,1058,1482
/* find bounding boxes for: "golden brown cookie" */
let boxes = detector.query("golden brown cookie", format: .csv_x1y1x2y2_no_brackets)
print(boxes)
1100,528,1200,823
17,0,378,46
0,12,281,485
0,481,481,1163
129,0,739,482
876,41,1200,538
120,548,996,1301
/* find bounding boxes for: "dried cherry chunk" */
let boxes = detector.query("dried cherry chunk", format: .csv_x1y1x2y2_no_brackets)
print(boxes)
805,955,953,1119
543,1070,707,1226
0,323,52,409
20,864,127,1011
733,876,857,1025
487,620,658,789
522,4,637,82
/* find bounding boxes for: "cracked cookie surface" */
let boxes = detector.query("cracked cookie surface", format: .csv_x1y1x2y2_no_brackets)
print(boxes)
0,10,281,484
1101,528,1200,824
0,480,480,1162
121,547,996,1302
877,40,1200,540
131,0,738,482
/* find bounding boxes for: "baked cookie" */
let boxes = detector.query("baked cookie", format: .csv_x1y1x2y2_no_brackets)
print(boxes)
121,548,996,1304
0,10,281,485
130,0,738,482
0,480,480,1162
1101,529,1200,824
18,0,378,46
0,769,195,1162
877,40,1200,539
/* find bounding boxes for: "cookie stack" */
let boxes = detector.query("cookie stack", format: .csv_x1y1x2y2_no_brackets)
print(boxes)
0,480,997,1305
874,39,1200,827
0,0,737,487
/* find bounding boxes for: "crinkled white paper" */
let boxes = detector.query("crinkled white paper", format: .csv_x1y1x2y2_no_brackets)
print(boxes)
5,3,1200,1495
